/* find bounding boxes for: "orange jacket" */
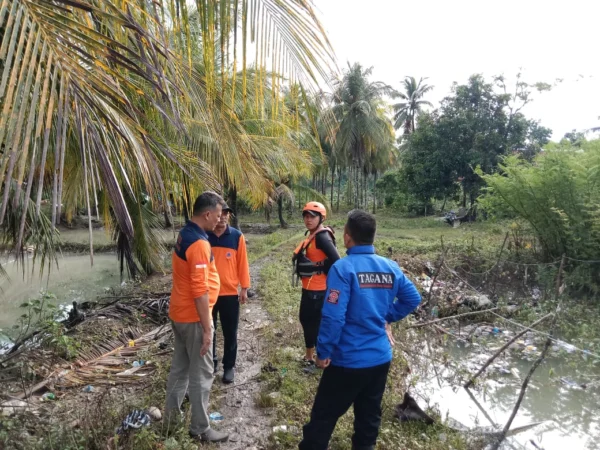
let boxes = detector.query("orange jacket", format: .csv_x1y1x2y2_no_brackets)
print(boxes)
293,227,337,291
169,221,220,323
208,226,251,296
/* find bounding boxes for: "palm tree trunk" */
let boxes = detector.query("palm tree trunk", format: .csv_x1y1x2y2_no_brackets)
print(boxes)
354,163,359,209
164,210,172,228
182,175,192,222
363,172,367,209
373,172,378,214
330,165,335,208
337,169,341,212
277,195,287,228
229,186,239,229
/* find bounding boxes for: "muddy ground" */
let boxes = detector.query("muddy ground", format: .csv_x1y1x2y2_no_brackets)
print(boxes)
210,258,272,450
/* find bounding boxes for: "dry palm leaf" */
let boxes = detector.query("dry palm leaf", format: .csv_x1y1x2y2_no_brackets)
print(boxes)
38,325,171,392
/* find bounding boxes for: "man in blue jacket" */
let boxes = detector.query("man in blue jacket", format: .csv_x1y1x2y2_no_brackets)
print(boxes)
299,209,422,450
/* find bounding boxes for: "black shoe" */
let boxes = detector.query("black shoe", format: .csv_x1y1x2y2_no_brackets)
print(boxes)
190,429,229,443
223,367,235,384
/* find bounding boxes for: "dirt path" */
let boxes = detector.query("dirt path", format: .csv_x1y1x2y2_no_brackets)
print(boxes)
211,258,272,450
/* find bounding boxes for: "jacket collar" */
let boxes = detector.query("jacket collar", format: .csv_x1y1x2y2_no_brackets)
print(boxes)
347,245,375,255
209,224,230,238
187,220,208,239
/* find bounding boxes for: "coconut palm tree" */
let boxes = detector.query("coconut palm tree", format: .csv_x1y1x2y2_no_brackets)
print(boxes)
393,76,433,134
0,0,334,276
329,63,395,208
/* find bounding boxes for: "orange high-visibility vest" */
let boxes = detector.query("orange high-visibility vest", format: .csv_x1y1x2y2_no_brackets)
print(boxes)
293,227,335,291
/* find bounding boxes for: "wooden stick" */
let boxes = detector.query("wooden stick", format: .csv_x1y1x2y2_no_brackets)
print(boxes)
464,313,553,388
464,386,497,427
407,308,499,329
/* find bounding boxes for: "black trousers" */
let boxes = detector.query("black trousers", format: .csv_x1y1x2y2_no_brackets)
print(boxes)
212,295,240,370
299,362,391,450
299,289,326,349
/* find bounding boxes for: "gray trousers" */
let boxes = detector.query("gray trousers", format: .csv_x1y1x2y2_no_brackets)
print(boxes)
165,320,214,435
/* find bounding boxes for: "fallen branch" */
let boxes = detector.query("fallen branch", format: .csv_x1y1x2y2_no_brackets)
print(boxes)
464,313,554,388
15,379,51,400
432,324,467,342
407,308,499,329
425,236,447,315
464,386,496,427
491,255,565,450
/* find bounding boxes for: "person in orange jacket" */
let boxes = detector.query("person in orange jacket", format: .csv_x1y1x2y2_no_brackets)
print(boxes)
165,192,229,444
293,202,340,364
208,203,251,384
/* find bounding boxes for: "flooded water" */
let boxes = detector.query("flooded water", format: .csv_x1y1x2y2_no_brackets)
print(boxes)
0,253,121,335
409,328,600,449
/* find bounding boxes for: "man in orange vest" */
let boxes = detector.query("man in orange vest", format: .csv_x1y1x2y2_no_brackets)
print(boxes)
293,202,340,364
165,192,229,444
208,203,251,384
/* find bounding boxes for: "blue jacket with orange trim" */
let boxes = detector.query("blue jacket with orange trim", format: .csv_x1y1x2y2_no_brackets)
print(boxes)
317,245,421,368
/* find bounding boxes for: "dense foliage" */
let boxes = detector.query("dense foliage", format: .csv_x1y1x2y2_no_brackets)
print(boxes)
397,75,551,208
481,139,600,266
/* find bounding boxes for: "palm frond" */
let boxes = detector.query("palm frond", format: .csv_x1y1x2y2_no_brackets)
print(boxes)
0,0,335,277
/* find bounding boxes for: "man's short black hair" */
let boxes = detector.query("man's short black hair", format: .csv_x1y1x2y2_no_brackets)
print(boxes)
345,209,376,245
192,191,225,216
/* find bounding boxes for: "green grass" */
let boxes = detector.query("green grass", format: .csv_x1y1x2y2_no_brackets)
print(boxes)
245,228,305,263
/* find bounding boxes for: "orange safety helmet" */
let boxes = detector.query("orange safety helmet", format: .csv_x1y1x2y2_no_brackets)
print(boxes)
302,201,327,219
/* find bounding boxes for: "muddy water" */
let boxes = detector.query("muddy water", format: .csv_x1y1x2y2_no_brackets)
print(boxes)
410,334,600,449
0,227,179,337
0,254,121,333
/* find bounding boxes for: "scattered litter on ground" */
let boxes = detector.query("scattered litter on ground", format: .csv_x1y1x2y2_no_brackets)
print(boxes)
209,412,224,421
1,399,30,416
115,409,151,434
42,392,56,401
146,406,162,420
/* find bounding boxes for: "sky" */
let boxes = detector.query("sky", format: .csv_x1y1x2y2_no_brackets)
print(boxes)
313,0,600,140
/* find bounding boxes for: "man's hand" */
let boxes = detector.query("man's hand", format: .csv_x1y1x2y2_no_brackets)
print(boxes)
315,357,331,369
239,288,249,305
200,330,212,356
385,322,395,347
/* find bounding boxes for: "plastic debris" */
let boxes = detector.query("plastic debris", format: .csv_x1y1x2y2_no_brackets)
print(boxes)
42,392,56,401
209,412,224,421
556,341,576,354
146,406,162,421
1,400,29,416
261,362,278,373
82,385,94,393
116,410,151,434
132,360,145,368
128,340,135,348
272,425,298,433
